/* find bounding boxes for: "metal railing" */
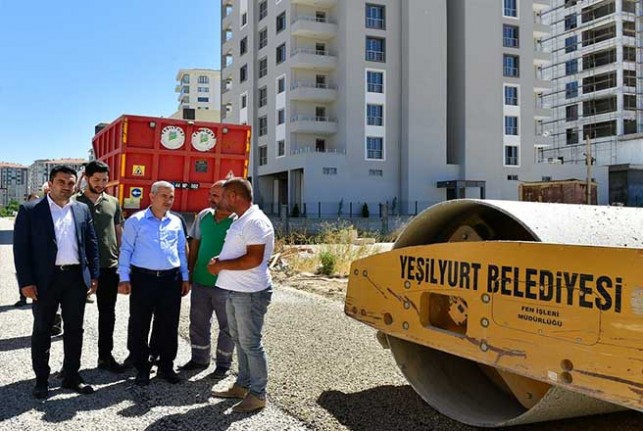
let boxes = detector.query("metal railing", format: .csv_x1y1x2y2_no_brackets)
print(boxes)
366,17,385,29
365,50,385,62
292,15,336,24
290,115,337,123
290,145,345,155
290,81,337,90
291,47,335,57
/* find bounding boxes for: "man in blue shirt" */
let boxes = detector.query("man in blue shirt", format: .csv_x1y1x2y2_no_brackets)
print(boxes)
118,181,190,386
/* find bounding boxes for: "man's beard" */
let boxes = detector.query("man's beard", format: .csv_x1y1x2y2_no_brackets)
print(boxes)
88,184,103,194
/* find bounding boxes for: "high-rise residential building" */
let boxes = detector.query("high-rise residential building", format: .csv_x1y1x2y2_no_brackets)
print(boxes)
172,68,222,122
28,158,86,194
0,162,28,206
541,0,639,165
221,0,595,215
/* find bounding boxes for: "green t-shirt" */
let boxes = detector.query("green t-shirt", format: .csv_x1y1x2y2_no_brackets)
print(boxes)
74,192,123,269
192,211,234,286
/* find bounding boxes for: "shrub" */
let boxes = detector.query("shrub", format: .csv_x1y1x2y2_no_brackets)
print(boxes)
319,251,337,276
291,203,300,218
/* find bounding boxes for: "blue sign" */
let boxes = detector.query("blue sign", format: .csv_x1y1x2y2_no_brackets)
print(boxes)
131,187,142,198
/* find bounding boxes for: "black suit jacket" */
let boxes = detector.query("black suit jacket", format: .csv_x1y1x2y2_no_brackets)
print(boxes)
13,197,100,291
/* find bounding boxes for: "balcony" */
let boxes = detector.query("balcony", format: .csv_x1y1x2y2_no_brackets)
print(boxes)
290,48,337,71
290,81,337,102
534,105,551,119
534,78,551,92
533,49,552,66
291,0,337,7
532,0,550,12
290,144,345,156
290,115,337,135
533,22,550,37
292,16,337,40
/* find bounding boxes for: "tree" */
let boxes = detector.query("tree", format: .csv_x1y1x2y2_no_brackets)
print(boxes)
361,202,370,218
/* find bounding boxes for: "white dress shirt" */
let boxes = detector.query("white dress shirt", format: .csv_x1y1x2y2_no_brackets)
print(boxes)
47,194,80,265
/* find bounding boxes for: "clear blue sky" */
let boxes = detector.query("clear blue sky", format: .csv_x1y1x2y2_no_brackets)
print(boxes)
0,0,220,166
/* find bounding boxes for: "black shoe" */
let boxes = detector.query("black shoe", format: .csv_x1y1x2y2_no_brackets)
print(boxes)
135,371,150,386
178,360,209,371
50,325,63,337
14,299,27,307
207,366,229,380
98,357,126,374
157,369,182,384
150,355,159,367
122,355,135,370
61,379,94,395
32,380,49,399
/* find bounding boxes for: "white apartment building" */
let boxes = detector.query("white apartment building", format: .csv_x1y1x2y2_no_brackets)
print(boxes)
173,68,222,122
28,158,86,194
221,0,597,216
0,162,29,206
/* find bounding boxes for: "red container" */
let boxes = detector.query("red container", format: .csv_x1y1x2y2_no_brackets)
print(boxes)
92,115,250,215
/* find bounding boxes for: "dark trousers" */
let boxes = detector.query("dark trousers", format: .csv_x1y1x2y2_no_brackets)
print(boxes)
31,268,86,382
96,267,119,359
129,268,181,373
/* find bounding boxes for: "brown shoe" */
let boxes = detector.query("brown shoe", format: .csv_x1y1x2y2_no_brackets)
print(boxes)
211,383,248,399
232,393,266,413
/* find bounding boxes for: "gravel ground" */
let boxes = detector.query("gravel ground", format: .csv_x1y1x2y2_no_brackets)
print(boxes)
1,217,641,431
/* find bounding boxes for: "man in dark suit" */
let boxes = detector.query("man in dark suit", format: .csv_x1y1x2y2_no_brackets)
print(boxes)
13,165,100,399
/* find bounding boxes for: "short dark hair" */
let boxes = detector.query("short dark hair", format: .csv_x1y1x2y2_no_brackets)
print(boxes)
223,177,253,202
84,160,109,177
49,165,77,181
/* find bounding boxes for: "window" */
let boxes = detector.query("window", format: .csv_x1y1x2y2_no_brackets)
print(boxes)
566,104,578,121
565,36,577,53
565,1,577,8
259,57,268,78
564,14,577,30
507,175,519,181
367,104,383,126
624,95,637,111
366,37,385,62
316,74,326,88
504,86,518,105
624,70,636,87
241,93,247,109
316,139,326,152
258,87,267,107
241,12,248,27
583,120,616,139
504,145,519,166
366,137,383,159
624,119,637,135
505,116,519,135
259,28,268,49
277,76,285,93
197,97,209,102
276,43,286,64
197,87,209,92
240,64,247,82
565,81,578,98
259,0,268,20
503,54,519,77
565,59,578,75
315,106,326,119
276,12,286,33
367,71,384,93
624,46,636,62
259,146,267,166
240,37,247,55
277,140,285,157
323,167,337,175
277,109,285,125
369,169,383,176
258,116,268,136
198,75,209,84
366,4,385,29
503,25,519,48
504,0,517,17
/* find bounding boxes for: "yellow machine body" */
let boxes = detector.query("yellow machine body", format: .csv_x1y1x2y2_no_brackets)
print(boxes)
344,199,643,427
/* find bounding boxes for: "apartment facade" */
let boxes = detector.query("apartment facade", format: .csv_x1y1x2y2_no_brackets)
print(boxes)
0,162,28,206
221,0,596,216
28,158,86,194
173,68,222,122
542,0,639,165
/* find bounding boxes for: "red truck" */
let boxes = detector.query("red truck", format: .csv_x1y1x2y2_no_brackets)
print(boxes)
92,114,250,216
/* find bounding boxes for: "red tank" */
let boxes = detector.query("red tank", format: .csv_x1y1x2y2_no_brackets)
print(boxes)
92,115,250,215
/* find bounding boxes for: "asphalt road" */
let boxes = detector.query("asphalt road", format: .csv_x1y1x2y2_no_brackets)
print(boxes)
0,217,640,431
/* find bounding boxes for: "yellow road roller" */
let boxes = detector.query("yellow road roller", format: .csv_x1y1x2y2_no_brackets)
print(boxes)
345,199,643,427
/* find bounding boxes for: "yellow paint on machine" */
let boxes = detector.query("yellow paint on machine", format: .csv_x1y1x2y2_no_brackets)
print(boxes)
346,241,643,412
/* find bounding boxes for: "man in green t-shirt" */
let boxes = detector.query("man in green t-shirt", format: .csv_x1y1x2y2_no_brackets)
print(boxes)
75,161,126,373
179,181,235,379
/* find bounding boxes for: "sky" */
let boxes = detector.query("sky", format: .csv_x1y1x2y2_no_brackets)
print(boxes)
0,0,221,166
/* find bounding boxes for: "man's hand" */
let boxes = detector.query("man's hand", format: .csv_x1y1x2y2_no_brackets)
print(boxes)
118,281,131,295
181,281,191,296
21,285,38,301
89,279,98,295
207,257,221,275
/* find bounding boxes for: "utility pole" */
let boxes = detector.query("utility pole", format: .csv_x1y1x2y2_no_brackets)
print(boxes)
585,135,592,205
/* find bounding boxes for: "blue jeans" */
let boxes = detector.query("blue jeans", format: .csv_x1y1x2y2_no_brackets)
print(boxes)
226,286,272,398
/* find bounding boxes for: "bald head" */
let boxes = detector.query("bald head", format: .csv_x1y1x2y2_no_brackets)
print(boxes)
208,180,231,215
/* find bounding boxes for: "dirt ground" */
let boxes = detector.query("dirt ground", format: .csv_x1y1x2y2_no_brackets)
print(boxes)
272,270,349,302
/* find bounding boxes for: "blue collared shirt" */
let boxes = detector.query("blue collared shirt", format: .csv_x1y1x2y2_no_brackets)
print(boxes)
118,208,188,282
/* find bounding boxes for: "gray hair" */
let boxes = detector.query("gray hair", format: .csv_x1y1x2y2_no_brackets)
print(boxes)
151,181,175,193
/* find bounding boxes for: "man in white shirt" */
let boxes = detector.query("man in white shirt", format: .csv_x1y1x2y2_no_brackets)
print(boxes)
208,178,274,413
